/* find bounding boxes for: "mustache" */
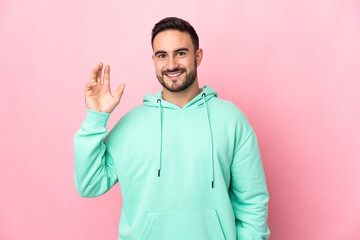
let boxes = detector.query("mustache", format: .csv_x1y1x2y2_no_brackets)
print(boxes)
162,68,186,75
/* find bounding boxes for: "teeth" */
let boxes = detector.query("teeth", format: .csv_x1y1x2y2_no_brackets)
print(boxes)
167,72,182,77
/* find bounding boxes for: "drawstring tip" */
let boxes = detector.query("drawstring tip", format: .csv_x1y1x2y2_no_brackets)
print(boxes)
158,169,161,177
211,181,214,188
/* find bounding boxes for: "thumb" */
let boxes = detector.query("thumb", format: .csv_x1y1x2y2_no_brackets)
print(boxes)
114,83,125,103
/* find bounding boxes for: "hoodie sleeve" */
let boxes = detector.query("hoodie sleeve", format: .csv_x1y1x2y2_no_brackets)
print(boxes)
229,129,270,240
73,108,118,198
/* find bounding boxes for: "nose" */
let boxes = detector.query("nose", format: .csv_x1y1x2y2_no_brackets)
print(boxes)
167,55,179,71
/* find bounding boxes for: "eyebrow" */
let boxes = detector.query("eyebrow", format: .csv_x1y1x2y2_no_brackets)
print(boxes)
155,48,189,56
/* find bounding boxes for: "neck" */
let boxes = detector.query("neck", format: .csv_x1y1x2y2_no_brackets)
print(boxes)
162,78,201,108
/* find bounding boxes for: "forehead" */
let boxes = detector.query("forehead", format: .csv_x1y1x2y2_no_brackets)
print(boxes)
153,30,193,52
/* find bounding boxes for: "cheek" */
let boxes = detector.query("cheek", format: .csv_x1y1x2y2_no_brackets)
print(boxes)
183,60,195,70
155,62,166,71
182,56,195,67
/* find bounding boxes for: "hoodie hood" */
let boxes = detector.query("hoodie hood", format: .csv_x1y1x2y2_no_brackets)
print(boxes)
142,85,218,188
143,85,218,109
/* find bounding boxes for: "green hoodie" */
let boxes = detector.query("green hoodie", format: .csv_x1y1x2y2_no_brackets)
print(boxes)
74,85,270,240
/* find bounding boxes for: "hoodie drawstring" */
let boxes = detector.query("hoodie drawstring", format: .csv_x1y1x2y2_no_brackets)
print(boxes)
157,99,162,177
202,93,215,188
156,94,214,189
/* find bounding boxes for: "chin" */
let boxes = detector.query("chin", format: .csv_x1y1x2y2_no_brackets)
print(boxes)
157,72,196,93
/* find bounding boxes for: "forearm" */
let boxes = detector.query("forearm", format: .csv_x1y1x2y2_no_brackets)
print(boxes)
230,130,270,240
73,108,118,198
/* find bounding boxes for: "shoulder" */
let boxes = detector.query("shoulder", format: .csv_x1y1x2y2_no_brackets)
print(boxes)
209,97,250,123
105,105,150,141
122,105,149,119
209,97,254,142
113,105,152,128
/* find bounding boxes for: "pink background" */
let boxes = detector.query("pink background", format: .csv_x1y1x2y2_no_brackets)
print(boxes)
1,0,359,239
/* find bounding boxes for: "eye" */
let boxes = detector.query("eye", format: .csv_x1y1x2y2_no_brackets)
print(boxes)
177,52,186,56
157,54,166,59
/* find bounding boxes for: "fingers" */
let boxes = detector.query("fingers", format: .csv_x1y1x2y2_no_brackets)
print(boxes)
89,64,99,83
103,65,110,88
114,84,126,103
96,62,103,84
85,80,97,92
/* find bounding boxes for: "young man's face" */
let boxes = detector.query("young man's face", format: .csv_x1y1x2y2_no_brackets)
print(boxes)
152,30,202,92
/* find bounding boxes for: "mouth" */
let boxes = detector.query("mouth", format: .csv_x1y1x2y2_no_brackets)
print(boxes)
164,71,184,80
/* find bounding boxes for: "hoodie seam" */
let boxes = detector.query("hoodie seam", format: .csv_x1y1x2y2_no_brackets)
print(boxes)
234,129,254,154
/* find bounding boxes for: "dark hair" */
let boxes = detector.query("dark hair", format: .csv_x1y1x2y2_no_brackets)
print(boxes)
151,17,199,51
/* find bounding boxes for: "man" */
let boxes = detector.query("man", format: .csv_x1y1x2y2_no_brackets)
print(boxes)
74,17,270,240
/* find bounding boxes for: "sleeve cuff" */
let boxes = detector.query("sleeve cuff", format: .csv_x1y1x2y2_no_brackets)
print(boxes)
84,108,111,128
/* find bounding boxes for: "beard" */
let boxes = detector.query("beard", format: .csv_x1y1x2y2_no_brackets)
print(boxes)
156,64,197,93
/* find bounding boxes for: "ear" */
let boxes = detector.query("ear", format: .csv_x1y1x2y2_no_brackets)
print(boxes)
195,48,203,67
152,53,155,62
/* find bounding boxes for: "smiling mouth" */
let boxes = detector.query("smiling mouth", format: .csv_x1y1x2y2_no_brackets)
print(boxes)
165,71,184,80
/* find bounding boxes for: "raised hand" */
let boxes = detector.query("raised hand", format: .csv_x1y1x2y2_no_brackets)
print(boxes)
85,62,125,113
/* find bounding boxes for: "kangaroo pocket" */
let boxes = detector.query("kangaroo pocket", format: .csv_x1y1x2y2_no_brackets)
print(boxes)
138,209,226,240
